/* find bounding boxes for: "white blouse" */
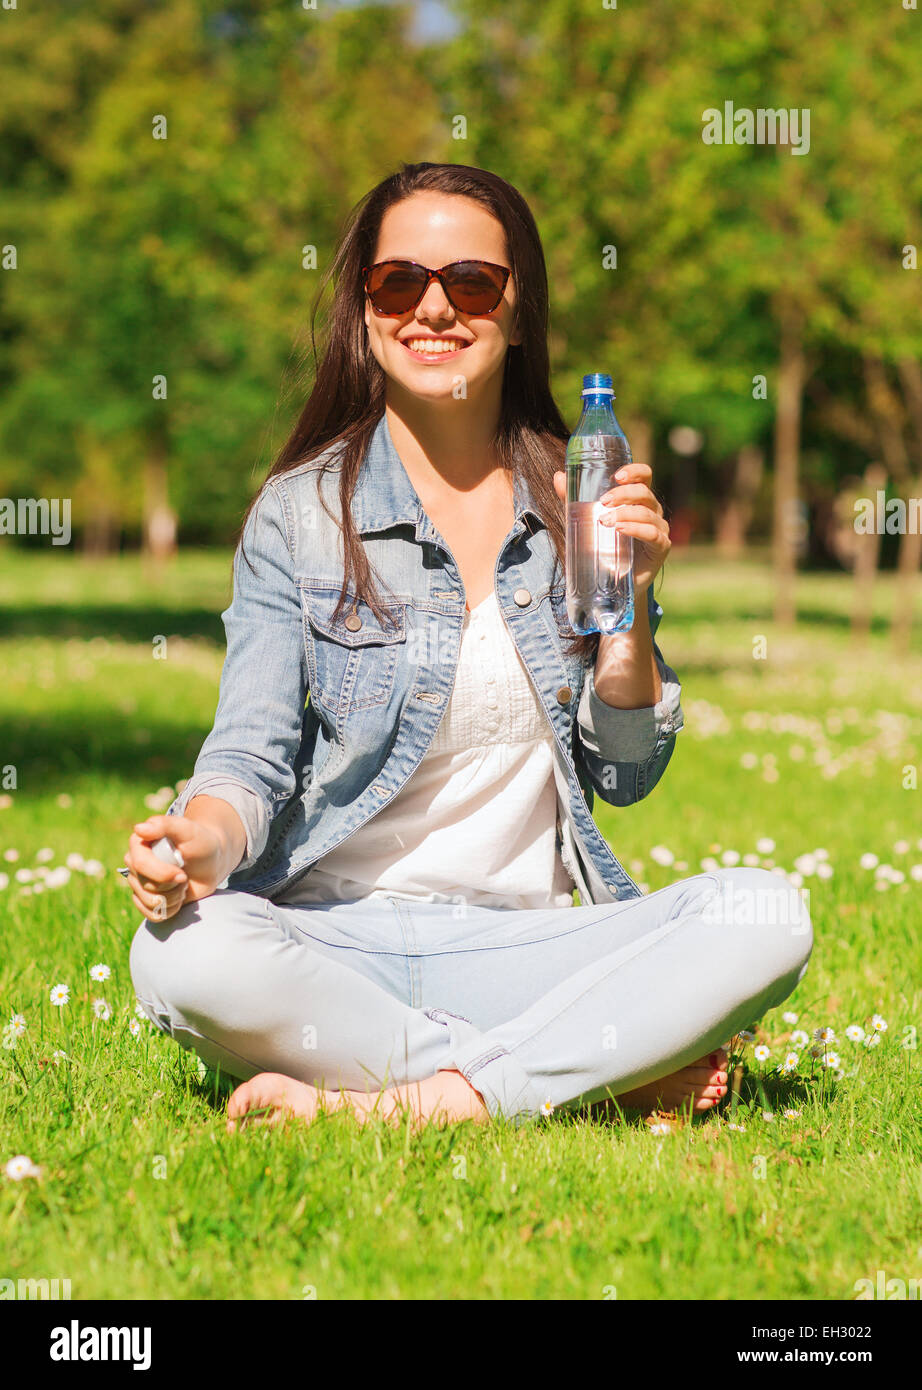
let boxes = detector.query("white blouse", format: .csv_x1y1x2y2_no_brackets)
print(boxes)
281,588,576,909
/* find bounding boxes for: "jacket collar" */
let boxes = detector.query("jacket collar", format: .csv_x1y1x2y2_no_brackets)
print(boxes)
350,411,546,542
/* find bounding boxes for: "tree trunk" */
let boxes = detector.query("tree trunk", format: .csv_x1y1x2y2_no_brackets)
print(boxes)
892,473,922,654
851,462,887,642
772,312,806,624
142,432,177,563
715,444,764,557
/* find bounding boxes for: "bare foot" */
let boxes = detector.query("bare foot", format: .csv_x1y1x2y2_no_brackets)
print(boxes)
604,1049,729,1117
226,1067,489,1134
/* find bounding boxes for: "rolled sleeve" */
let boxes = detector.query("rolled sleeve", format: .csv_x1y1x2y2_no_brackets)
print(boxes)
575,586,684,805
166,776,267,873
164,479,309,870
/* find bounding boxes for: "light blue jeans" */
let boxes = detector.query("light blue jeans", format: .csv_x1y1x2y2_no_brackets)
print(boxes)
129,867,813,1125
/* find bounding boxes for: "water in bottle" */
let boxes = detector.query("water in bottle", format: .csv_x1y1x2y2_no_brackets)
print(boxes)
565,373,635,635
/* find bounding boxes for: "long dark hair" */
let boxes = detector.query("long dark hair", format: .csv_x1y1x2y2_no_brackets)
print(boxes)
242,161,598,663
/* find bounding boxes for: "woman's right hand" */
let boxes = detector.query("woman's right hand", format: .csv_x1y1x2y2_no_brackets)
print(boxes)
124,814,228,922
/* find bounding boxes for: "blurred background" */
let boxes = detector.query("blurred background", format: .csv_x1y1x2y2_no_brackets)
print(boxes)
1,0,921,645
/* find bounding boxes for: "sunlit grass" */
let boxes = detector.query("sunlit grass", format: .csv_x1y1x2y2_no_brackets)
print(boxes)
1,547,920,1299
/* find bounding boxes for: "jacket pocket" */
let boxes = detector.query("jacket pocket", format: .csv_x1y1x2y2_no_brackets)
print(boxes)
300,581,406,715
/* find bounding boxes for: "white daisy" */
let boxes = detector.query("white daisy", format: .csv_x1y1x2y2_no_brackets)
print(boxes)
824,1052,841,1069
540,1099,554,1117
737,1029,756,1042
1,1025,17,1050
791,1029,809,1048
49,983,69,1008
128,1018,141,1037
8,1013,26,1038
813,1026,836,1044
726,1123,746,1133
648,1121,674,1136
35,847,55,863
52,1050,68,1064
845,1024,866,1043
753,1044,771,1062
649,845,674,866
870,1014,888,1033
4,1155,41,1181
92,998,111,1021
783,1109,800,1119
859,853,878,870
782,1011,798,1025
756,838,775,855
89,963,111,982
865,1034,881,1049
135,1002,147,1020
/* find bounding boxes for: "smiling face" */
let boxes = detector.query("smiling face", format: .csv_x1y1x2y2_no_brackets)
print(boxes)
363,191,523,406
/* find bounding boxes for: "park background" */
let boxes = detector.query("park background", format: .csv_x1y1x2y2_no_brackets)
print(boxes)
0,0,921,1302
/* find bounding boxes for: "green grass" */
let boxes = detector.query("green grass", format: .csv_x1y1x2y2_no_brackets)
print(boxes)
1,545,920,1300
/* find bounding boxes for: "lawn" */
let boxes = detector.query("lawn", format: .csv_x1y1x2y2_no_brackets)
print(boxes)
1,545,920,1300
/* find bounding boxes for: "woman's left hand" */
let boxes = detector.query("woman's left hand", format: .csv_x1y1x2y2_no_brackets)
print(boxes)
552,463,671,595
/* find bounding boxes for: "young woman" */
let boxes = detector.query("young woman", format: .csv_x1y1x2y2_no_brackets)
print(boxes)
127,163,812,1132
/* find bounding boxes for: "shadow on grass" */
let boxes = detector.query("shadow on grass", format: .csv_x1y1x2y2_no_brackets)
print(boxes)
0,604,225,644
0,710,211,794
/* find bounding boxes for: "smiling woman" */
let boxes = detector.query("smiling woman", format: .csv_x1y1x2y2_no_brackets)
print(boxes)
125,162,812,1137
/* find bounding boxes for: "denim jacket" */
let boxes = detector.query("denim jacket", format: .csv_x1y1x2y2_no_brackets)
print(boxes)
167,412,684,905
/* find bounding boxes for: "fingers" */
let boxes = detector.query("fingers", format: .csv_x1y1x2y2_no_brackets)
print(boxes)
599,482,663,515
127,833,188,890
127,869,187,922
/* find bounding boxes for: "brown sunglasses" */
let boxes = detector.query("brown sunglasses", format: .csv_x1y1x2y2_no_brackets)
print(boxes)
362,259,511,316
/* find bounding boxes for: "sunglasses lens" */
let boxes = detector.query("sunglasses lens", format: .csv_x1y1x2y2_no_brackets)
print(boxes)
443,263,506,312
366,263,427,314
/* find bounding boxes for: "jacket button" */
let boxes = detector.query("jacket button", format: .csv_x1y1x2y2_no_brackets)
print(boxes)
513,588,531,607
344,613,362,631
556,686,572,704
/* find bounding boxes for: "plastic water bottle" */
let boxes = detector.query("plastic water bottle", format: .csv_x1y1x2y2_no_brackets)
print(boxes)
565,373,635,635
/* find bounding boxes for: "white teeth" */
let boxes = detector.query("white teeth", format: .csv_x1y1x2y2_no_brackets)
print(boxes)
405,339,465,353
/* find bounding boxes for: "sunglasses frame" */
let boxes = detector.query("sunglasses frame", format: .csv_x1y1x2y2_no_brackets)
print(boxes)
361,259,512,317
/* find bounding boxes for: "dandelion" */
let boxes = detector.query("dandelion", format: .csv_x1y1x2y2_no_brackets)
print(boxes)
756,838,775,855
813,1027,836,1044
846,1025,866,1043
92,998,111,1021
753,1044,771,1062
89,963,111,983
824,1052,841,1069
782,1011,799,1025
870,1014,888,1033
8,1013,26,1038
128,1018,141,1038
4,1155,41,1181
865,1034,881,1049
49,983,69,1008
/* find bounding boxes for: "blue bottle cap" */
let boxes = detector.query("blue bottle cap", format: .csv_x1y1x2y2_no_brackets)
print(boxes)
581,372,614,397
